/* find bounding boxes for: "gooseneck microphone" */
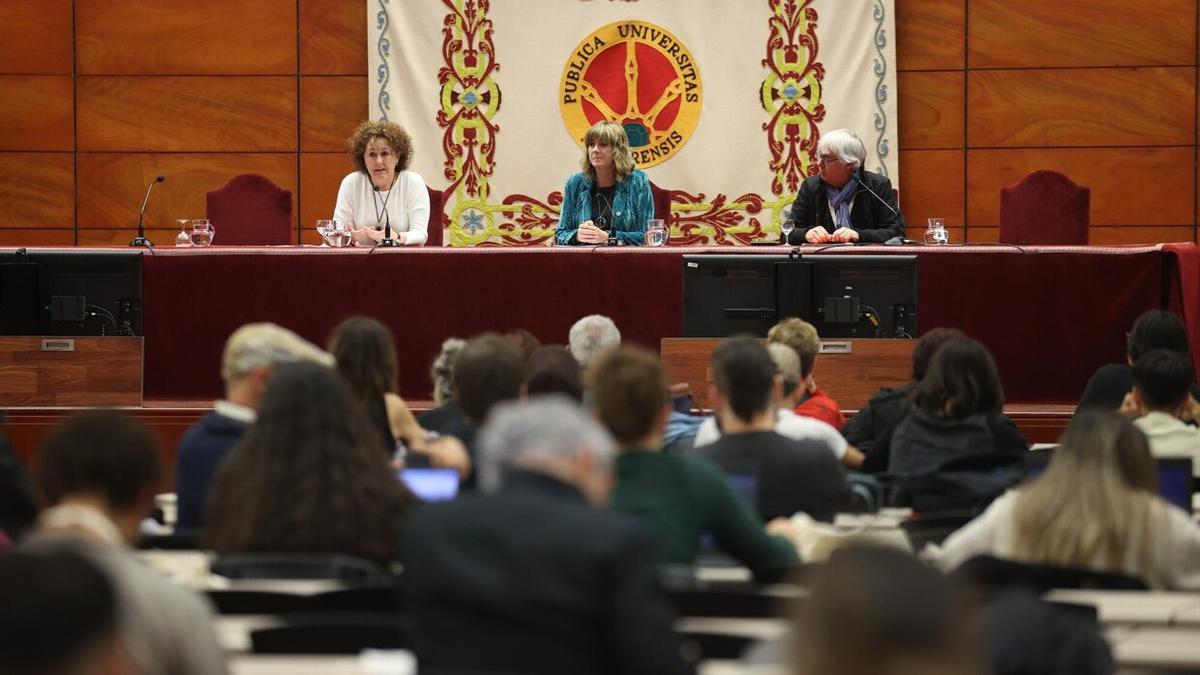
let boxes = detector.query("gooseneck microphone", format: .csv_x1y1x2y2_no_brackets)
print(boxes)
373,185,399,247
855,179,899,217
130,175,166,248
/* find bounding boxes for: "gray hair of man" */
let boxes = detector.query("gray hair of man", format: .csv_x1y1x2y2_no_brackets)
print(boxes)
220,322,333,384
476,395,616,497
816,128,867,169
430,337,466,406
568,314,622,367
767,342,802,398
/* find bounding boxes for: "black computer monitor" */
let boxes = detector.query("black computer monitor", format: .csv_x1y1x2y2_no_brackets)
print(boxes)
0,250,144,336
681,253,917,338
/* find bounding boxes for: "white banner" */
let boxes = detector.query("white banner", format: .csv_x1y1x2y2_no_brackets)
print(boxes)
371,0,897,245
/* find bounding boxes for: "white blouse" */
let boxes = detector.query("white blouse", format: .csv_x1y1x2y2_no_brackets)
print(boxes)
333,170,431,246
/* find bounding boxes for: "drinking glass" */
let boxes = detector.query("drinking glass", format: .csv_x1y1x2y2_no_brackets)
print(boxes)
924,217,948,245
326,221,352,248
174,218,192,247
316,219,334,246
190,219,214,247
645,219,666,247
781,218,795,244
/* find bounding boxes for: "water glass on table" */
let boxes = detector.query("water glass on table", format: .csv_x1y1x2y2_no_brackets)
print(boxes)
781,218,795,244
645,219,667,247
322,220,352,248
189,219,214,247
924,218,948,245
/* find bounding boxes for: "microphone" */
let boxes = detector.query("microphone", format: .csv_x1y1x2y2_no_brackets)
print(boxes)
855,178,899,217
373,185,398,247
130,175,165,248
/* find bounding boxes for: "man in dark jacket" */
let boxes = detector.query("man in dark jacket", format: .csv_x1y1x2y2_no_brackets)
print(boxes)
406,397,694,675
784,128,905,244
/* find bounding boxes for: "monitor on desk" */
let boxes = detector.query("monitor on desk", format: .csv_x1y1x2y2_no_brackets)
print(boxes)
0,250,143,336
681,254,918,338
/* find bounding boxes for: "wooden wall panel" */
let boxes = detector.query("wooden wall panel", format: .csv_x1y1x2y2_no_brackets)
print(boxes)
967,68,1195,148
1089,226,1196,245
0,338,142,406
0,77,74,151
969,0,1195,69
0,153,74,230
895,0,964,71
300,152,356,233
76,153,298,229
0,230,75,246
300,76,368,151
897,71,963,150
897,150,965,230
300,0,368,75
0,0,73,74
77,76,299,152
76,0,297,74
966,147,1195,227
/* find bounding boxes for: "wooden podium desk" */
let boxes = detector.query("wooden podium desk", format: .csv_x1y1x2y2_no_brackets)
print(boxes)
662,338,914,411
0,336,142,407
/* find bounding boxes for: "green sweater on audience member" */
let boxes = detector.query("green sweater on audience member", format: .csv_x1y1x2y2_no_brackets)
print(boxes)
610,450,800,582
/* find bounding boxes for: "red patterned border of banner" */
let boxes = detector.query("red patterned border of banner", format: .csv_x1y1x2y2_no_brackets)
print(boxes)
435,0,500,198
762,0,824,196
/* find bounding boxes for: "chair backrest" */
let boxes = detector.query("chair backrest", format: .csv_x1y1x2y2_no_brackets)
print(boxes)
649,180,671,222
426,185,445,246
999,170,1090,245
954,554,1149,593
205,174,293,245
211,552,393,583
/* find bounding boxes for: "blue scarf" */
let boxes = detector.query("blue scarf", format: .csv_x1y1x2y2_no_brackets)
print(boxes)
824,176,860,228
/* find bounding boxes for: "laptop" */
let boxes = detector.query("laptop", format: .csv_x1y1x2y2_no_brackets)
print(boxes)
1024,453,1194,513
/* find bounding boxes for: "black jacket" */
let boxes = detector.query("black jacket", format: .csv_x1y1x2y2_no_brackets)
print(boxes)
405,470,694,675
785,169,905,244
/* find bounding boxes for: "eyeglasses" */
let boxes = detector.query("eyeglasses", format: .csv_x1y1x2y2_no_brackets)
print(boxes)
815,154,842,165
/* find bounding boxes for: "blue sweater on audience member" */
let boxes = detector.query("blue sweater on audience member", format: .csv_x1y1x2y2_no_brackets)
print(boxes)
174,411,251,530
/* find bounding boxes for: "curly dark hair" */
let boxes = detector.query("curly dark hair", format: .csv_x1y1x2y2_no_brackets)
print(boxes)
347,120,414,174
204,362,417,565
328,316,398,403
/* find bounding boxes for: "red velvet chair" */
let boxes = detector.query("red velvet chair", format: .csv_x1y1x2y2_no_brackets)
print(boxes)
999,170,1090,245
649,181,671,222
205,174,293,245
426,185,445,247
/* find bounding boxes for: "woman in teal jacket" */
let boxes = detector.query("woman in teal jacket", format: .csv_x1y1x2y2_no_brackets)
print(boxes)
555,121,654,246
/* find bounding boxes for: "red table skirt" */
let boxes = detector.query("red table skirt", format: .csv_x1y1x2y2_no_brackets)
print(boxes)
140,243,1200,405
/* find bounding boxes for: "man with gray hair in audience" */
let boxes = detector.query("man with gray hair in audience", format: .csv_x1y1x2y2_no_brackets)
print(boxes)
406,396,694,675
568,314,622,368
175,322,332,530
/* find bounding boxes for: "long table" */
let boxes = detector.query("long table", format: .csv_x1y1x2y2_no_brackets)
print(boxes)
130,243,1198,403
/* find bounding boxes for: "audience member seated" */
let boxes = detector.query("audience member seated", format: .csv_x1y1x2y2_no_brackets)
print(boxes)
524,344,584,402
937,411,1200,589
693,342,858,467
595,346,801,581
205,362,417,567
28,411,227,674
1077,309,1200,418
845,327,965,472
570,313,704,449
696,338,850,522
506,327,542,363
568,313,622,369
405,397,695,675
416,336,466,431
887,337,1027,476
1131,349,1200,474
174,322,331,531
329,316,469,476
439,333,524,488
767,318,846,430
0,414,37,546
791,544,981,675
0,548,128,675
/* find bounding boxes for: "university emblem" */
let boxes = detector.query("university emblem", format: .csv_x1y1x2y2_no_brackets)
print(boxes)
559,20,703,168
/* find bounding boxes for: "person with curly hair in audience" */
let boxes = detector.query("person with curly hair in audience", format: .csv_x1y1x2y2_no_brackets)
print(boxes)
205,362,418,566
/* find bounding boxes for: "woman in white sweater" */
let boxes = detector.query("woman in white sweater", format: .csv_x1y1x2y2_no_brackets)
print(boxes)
334,120,430,246
938,411,1200,589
